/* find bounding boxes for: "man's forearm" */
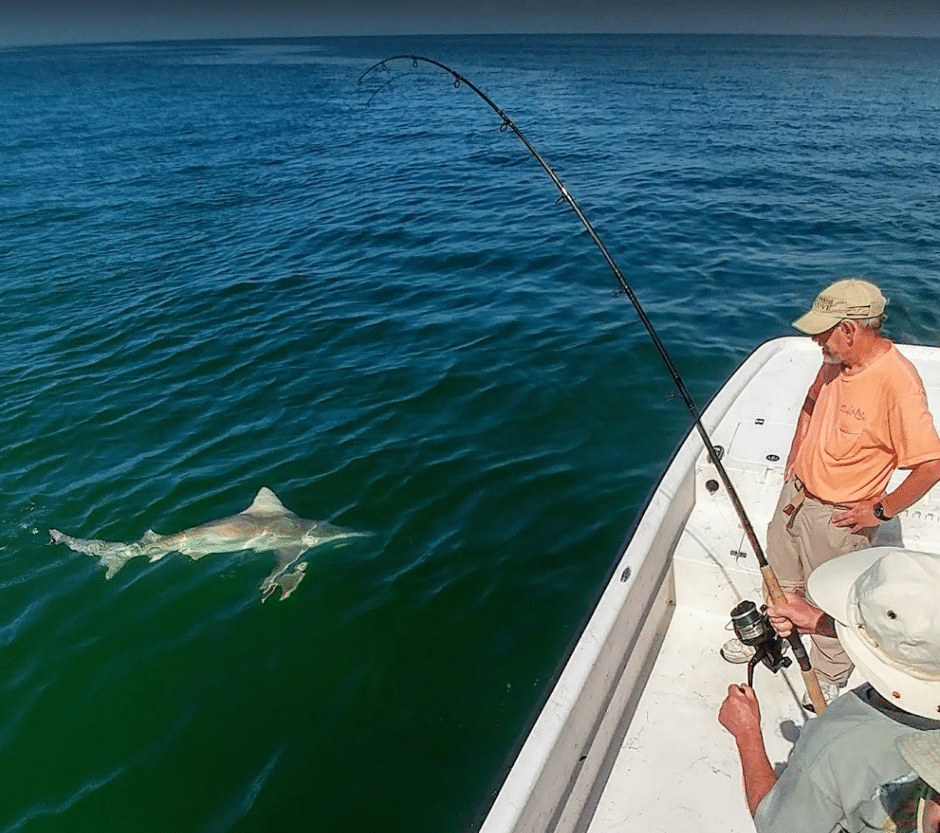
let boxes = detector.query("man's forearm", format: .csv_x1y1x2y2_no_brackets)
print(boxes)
881,458,940,518
834,457,940,532
734,734,778,817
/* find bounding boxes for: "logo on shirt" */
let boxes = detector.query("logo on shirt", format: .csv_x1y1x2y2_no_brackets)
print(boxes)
840,404,866,421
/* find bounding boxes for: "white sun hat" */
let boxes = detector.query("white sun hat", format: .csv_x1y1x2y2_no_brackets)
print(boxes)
808,547,940,720
898,729,940,793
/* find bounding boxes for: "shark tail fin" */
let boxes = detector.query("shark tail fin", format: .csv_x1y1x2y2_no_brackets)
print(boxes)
49,529,137,579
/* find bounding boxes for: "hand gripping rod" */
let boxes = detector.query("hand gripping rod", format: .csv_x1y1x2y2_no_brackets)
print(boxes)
358,55,827,715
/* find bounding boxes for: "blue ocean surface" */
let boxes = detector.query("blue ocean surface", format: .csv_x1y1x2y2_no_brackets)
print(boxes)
1,33,939,832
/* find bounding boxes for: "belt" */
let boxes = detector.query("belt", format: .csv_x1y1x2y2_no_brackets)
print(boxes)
793,476,853,511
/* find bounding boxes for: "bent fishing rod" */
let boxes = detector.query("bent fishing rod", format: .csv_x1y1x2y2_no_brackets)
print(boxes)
358,55,827,714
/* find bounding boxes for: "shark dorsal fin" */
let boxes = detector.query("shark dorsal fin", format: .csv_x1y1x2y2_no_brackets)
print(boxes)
244,487,294,518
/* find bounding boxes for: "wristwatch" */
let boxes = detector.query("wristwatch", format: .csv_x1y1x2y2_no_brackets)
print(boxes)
873,501,893,521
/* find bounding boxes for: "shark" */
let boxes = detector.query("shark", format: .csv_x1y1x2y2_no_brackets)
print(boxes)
49,487,369,602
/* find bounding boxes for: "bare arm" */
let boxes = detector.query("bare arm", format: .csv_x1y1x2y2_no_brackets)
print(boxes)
785,364,831,480
785,398,814,480
719,684,777,816
833,457,940,531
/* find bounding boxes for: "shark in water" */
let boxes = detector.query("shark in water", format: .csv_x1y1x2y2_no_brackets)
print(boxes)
49,487,369,602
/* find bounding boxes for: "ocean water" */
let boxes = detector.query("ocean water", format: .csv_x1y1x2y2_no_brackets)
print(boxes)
1,33,939,832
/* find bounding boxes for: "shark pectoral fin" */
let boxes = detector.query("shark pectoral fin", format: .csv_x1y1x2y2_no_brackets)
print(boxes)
261,562,308,603
274,546,306,574
260,582,278,603
261,547,305,585
276,562,308,602
259,547,308,602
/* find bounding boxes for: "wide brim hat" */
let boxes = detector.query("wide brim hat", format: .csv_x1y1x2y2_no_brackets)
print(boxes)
898,729,940,794
792,278,887,335
808,547,940,720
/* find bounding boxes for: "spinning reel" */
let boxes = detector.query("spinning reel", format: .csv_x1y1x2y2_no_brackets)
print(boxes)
729,600,792,687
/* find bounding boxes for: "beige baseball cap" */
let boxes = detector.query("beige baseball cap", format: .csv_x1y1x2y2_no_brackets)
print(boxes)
807,547,940,719
792,278,887,335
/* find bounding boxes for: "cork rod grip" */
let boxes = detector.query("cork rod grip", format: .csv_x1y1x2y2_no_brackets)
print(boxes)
760,565,828,714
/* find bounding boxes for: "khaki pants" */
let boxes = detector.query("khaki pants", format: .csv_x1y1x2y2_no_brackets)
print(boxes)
765,476,875,686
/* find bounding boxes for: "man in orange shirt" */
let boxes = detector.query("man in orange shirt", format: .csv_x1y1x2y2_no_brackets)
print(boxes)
724,279,940,705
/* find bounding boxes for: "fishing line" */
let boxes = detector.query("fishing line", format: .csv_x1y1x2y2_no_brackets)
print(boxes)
358,55,827,713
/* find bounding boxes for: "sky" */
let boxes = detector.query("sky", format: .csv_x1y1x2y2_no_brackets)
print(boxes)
2,0,940,46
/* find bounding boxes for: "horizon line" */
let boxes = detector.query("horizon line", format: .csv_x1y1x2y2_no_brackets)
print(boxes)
5,30,940,50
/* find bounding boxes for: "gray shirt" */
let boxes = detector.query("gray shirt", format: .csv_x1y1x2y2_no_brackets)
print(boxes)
754,685,939,833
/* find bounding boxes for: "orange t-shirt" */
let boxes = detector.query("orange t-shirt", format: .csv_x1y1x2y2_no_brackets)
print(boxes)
794,344,940,503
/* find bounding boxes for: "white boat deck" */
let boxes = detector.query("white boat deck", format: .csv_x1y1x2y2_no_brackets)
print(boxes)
586,491,830,832
587,339,940,832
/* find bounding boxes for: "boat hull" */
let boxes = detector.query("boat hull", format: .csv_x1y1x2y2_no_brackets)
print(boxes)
479,336,940,832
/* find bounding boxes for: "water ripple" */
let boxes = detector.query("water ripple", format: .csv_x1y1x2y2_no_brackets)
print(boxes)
2,34,939,833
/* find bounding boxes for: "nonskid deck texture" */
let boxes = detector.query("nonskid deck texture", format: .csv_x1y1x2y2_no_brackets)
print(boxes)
585,606,813,832
585,548,825,832
588,339,940,833
586,455,819,832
